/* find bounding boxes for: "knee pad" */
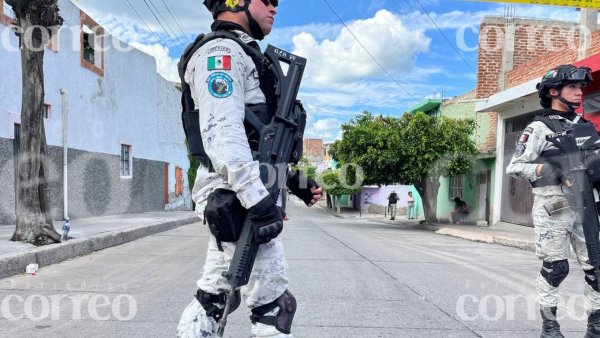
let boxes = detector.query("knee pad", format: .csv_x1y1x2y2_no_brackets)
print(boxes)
540,260,569,287
195,289,240,322
250,290,297,334
585,269,600,292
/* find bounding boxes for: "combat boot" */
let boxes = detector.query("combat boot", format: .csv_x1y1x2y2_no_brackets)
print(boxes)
585,309,600,338
540,307,564,338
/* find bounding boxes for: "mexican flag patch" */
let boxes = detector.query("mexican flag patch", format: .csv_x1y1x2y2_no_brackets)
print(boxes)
207,55,231,71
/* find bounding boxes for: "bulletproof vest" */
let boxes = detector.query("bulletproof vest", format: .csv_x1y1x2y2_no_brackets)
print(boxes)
531,111,600,187
178,30,278,170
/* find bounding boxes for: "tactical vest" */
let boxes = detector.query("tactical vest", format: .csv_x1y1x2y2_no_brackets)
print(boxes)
178,30,278,170
531,111,600,187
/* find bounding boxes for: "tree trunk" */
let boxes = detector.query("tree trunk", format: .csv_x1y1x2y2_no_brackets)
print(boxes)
335,196,340,213
414,176,441,224
9,0,62,245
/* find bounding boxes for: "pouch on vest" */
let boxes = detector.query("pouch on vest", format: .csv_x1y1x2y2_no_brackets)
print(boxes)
204,189,247,243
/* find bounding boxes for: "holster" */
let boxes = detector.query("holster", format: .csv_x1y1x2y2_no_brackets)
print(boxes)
204,189,247,244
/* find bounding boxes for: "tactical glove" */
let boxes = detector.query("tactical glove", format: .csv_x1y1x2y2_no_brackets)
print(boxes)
540,162,564,183
287,170,319,206
248,197,283,244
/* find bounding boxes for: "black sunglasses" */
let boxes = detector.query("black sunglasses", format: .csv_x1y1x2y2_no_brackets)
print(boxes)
260,0,278,7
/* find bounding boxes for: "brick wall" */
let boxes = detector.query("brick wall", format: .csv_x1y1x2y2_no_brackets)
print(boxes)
476,22,504,99
506,48,578,88
590,29,600,56
476,17,580,99
303,138,324,161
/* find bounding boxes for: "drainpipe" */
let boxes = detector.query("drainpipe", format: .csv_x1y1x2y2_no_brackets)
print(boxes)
60,89,68,220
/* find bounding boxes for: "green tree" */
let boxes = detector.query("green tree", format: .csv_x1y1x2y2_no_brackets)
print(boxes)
332,111,402,186
333,110,477,223
320,169,361,213
396,112,477,223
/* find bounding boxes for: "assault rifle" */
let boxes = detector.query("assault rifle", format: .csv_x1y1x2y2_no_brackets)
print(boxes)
216,45,306,336
546,125,600,291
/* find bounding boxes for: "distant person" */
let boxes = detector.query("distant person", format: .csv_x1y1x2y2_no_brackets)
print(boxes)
387,190,398,220
451,197,469,224
406,191,415,219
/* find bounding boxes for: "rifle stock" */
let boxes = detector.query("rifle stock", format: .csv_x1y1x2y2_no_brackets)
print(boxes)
217,45,306,337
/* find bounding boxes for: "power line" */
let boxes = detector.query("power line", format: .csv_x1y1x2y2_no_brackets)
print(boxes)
148,0,186,46
160,0,191,44
321,0,420,103
410,0,476,74
142,0,176,42
125,0,162,44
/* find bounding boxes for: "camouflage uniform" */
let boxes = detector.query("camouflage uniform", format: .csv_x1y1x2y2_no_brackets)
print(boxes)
506,112,600,312
177,29,291,338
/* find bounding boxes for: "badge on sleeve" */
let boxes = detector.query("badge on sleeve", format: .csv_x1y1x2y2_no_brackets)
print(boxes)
207,55,231,71
514,143,526,157
207,72,233,98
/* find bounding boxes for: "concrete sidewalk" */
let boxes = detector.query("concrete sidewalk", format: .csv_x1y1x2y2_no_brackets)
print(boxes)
0,211,198,279
324,204,535,252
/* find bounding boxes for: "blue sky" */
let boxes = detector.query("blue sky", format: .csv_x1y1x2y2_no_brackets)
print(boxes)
73,0,586,142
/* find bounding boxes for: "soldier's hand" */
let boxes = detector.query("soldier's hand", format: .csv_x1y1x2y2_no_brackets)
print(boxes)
248,197,283,244
287,170,321,206
540,163,563,182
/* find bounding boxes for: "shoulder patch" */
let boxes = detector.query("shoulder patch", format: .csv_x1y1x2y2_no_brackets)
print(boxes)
524,127,533,133
207,72,233,98
207,55,232,71
514,143,526,157
519,133,529,144
206,45,232,55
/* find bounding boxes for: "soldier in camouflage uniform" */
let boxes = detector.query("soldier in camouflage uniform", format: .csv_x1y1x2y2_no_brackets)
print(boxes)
506,64,599,338
176,1,321,337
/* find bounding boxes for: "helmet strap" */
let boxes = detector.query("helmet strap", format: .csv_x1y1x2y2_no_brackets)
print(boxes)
550,87,579,112
243,0,265,40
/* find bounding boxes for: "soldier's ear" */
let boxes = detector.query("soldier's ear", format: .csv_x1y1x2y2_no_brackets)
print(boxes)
549,88,559,97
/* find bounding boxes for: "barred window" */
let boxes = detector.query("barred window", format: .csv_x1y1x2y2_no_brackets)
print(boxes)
120,144,131,177
449,176,462,199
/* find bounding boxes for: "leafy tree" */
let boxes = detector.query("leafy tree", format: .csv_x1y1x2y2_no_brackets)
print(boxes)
395,112,477,223
8,0,63,245
320,169,361,213
292,157,316,181
333,111,477,223
332,111,402,186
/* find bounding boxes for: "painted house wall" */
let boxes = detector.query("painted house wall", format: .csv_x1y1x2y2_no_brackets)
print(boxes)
0,0,191,223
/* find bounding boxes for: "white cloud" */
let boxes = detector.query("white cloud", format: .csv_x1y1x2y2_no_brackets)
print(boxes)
292,10,431,85
304,117,343,142
131,42,179,82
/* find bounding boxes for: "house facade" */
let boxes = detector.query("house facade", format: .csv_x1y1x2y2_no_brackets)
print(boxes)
476,12,600,226
0,0,191,224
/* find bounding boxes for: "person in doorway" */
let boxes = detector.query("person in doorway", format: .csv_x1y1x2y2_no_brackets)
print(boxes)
506,64,599,338
451,196,469,224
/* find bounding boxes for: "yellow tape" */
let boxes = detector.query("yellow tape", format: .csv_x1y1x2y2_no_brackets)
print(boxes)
470,0,600,8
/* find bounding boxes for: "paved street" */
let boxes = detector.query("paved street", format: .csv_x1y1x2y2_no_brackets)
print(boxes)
0,198,592,337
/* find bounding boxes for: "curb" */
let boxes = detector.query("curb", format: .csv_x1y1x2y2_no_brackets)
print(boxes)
420,224,535,252
0,216,198,279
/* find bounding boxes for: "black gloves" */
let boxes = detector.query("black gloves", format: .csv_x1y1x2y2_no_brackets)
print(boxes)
540,162,564,183
248,196,283,244
287,170,319,206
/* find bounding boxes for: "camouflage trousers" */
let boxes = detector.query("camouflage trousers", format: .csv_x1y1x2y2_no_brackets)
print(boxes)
177,236,291,338
533,194,600,311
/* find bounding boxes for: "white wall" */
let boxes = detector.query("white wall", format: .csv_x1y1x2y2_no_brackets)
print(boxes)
0,0,167,162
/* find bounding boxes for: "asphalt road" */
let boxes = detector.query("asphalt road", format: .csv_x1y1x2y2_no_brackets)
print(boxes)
0,198,592,337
